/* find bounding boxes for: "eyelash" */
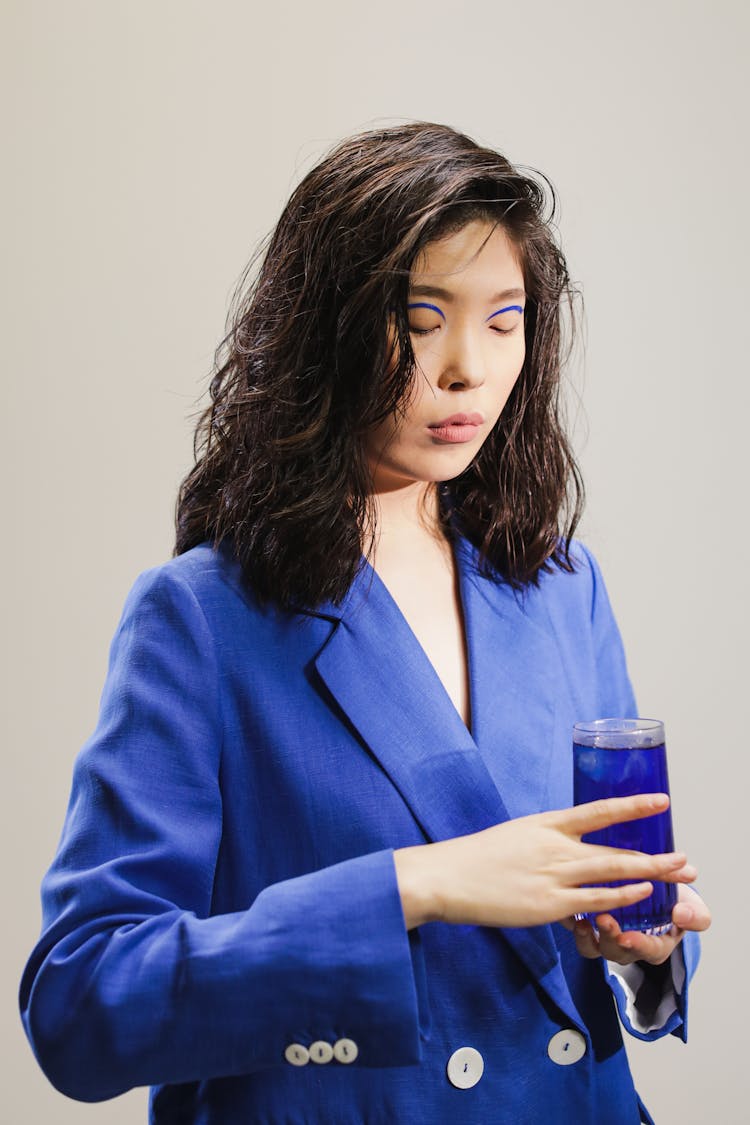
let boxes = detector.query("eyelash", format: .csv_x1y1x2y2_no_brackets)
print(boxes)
408,323,520,337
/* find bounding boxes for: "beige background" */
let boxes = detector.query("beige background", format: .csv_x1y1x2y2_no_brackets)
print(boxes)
4,0,746,1120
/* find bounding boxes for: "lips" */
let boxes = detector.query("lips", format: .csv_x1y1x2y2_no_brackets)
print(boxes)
430,412,484,428
427,412,485,445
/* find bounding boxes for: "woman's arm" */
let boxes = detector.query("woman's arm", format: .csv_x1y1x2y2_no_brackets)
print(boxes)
20,568,424,1101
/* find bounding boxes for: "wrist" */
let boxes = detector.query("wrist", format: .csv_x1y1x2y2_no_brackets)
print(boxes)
393,844,442,930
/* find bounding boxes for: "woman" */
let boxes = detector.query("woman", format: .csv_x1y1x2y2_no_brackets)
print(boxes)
20,122,710,1124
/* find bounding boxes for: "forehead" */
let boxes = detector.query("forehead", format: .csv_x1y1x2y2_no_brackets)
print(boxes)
410,220,525,292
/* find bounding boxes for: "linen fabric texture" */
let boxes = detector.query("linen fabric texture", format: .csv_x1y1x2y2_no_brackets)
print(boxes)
20,537,699,1124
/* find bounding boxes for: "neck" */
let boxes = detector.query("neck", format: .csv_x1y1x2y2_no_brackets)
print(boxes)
367,480,450,569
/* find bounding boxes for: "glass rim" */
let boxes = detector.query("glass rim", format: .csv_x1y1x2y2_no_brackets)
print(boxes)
573,718,663,734
573,717,665,749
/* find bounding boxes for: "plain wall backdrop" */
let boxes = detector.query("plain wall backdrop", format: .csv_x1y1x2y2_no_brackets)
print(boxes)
4,1,747,1119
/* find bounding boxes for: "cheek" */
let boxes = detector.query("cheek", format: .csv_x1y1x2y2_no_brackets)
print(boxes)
487,349,525,422
363,403,413,464
498,340,526,389
513,330,527,367
508,338,526,386
363,417,394,460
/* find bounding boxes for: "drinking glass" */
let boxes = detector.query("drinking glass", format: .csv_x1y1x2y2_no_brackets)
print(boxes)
573,718,677,935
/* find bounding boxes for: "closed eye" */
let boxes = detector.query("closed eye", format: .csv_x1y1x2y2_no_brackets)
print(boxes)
486,303,524,335
407,301,445,336
406,302,525,336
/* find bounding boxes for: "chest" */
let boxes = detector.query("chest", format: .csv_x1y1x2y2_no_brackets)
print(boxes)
211,549,609,902
212,564,588,910
372,551,471,730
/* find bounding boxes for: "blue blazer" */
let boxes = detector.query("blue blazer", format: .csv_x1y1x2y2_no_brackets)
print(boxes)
20,537,698,1124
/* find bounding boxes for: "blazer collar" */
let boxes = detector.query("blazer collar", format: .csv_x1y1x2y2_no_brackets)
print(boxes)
312,535,580,1024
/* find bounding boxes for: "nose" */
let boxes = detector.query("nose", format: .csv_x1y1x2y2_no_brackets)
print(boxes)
435,325,486,391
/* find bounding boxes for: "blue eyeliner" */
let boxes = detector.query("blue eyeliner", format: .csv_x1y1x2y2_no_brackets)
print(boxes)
486,304,524,322
407,302,446,320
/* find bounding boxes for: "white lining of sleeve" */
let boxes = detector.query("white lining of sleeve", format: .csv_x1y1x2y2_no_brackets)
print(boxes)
607,946,686,1035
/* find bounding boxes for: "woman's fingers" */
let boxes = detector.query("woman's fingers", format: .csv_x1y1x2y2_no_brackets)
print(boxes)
589,915,666,963
564,851,696,887
573,920,602,959
565,882,711,966
597,913,681,964
551,793,669,837
672,884,712,932
571,912,675,965
573,880,654,915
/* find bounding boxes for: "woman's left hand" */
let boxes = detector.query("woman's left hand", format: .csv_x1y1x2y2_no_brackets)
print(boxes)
563,883,711,966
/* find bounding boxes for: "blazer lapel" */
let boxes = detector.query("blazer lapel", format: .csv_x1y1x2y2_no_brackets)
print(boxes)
312,544,583,1024
455,535,564,822
314,556,507,844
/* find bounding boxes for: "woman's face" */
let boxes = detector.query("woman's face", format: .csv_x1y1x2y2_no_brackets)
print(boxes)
365,220,527,493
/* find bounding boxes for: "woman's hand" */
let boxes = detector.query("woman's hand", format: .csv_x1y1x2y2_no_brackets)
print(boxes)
393,793,697,931
564,882,711,966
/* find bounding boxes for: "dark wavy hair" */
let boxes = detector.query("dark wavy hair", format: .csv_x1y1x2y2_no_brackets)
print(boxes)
175,122,583,609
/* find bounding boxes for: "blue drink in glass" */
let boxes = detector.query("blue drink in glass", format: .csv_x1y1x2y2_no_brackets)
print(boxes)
573,719,677,934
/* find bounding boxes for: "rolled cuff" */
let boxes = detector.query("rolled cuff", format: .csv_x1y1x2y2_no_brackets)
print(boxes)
605,929,699,1043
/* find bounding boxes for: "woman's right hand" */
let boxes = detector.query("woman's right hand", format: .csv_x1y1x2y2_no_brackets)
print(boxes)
393,793,697,931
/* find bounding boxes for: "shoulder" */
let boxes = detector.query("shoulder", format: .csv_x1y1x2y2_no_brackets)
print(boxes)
124,541,248,609
462,535,603,623
117,541,262,646
534,539,603,621
531,541,629,671
119,542,327,655
467,536,623,653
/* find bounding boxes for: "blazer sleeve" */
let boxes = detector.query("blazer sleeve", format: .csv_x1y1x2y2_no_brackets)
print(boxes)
19,567,424,1102
578,542,701,1044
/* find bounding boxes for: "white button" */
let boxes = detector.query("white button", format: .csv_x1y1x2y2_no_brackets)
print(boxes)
547,1029,586,1066
284,1043,310,1066
333,1038,358,1064
446,1046,484,1089
309,1040,334,1064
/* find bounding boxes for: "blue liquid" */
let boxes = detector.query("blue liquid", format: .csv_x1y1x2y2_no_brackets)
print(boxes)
573,741,677,933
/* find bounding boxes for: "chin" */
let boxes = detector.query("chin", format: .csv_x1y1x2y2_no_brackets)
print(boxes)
426,453,479,481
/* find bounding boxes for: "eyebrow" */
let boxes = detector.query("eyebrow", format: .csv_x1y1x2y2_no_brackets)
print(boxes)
408,285,526,304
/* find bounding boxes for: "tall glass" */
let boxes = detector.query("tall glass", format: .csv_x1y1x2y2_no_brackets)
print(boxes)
573,718,677,934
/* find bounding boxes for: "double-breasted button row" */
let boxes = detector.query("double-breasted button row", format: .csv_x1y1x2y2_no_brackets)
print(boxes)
446,1031,586,1090
284,1038,359,1067
286,1029,585,1078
